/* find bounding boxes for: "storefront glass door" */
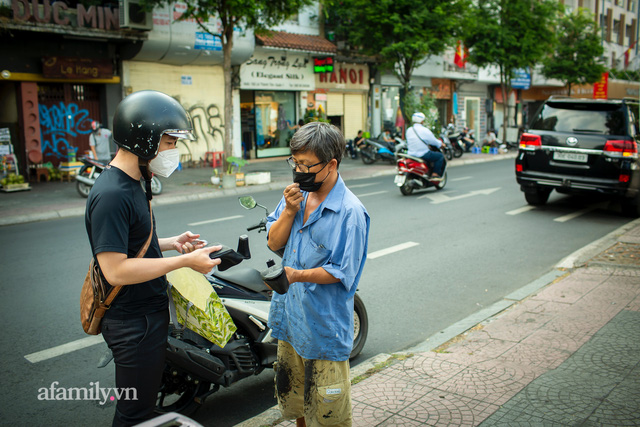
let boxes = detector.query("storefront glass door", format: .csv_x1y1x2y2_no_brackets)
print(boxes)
254,91,296,158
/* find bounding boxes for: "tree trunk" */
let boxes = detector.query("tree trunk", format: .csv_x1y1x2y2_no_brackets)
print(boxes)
222,26,234,170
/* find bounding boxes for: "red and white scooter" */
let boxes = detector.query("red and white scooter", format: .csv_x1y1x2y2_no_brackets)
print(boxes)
394,150,447,195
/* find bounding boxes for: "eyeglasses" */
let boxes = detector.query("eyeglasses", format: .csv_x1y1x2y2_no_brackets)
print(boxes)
286,156,325,173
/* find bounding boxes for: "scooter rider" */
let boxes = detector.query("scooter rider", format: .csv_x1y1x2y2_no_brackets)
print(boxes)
406,112,445,180
85,90,222,426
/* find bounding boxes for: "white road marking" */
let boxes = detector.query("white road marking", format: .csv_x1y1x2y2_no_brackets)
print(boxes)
506,205,537,215
368,241,419,259
25,335,104,364
553,206,598,223
419,187,501,203
188,215,244,226
450,176,473,182
357,191,388,198
349,182,379,189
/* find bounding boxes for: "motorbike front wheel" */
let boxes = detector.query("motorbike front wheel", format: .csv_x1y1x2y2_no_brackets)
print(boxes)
350,293,369,360
452,144,464,158
360,146,376,165
151,176,163,195
76,165,92,198
443,148,453,161
156,370,213,416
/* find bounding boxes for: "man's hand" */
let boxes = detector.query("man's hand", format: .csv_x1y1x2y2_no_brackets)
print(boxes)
173,231,207,253
284,266,298,284
185,246,222,274
283,183,303,213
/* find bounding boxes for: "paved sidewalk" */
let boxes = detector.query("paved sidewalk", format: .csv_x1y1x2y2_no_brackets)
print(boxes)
0,152,515,226
241,219,640,426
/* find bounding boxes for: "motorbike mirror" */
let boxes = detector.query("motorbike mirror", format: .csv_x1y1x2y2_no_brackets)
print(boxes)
239,196,257,210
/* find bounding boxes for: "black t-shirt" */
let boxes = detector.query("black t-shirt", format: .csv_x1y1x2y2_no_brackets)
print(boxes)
85,166,167,319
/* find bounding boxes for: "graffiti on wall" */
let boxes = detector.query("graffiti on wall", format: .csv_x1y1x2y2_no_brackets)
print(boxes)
176,102,225,163
39,102,93,161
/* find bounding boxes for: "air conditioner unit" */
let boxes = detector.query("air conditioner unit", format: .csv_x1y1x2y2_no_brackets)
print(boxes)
119,0,153,30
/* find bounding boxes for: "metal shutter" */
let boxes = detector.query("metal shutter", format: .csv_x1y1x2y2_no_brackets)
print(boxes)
327,93,344,116
344,93,364,140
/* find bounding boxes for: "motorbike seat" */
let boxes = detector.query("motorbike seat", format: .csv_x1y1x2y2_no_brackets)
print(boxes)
396,153,427,163
212,267,269,294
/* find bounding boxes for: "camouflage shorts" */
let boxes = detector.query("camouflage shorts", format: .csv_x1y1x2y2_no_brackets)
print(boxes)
274,340,352,426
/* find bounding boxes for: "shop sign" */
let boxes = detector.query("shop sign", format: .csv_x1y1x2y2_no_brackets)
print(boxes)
313,57,334,73
315,63,369,91
42,57,114,79
240,50,314,91
11,0,119,30
512,68,531,90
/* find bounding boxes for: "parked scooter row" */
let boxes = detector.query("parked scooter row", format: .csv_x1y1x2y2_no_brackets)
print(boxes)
75,156,163,198
97,197,369,416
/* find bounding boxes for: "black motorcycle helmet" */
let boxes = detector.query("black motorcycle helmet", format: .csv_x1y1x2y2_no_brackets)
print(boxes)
112,90,194,161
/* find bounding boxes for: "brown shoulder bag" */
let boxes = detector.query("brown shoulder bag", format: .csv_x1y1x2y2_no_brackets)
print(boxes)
80,202,153,335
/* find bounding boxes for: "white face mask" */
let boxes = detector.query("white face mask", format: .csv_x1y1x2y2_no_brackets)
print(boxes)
149,148,180,178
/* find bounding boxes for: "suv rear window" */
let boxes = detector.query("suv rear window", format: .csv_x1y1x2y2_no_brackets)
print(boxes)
530,102,628,135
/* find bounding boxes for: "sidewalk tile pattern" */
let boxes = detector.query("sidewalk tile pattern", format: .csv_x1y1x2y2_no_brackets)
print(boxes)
273,265,640,426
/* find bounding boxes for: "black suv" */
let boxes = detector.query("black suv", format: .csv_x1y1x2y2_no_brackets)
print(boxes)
515,97,640,216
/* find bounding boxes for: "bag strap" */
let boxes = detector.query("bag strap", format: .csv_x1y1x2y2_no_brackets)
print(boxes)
102,201,154,307
409,125,432,148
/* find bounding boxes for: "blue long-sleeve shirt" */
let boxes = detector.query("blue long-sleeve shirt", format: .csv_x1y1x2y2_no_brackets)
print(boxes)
266,175,370,361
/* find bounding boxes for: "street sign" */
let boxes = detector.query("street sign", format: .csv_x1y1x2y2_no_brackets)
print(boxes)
512,68,531,90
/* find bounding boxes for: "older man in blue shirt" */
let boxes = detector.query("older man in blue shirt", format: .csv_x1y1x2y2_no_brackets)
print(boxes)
266,122,370,427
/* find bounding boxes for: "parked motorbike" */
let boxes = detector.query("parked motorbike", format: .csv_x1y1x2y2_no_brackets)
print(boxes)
394,150,448,195
444,124,465,158
360,133,404,164
75,156,162,198
94,197,369,416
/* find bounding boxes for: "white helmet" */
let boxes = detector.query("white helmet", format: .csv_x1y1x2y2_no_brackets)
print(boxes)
412,112,426,123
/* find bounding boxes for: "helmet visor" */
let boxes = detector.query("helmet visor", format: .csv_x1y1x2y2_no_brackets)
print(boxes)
164,130,196,141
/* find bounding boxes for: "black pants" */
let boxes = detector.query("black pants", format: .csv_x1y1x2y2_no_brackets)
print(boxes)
102,309,169,427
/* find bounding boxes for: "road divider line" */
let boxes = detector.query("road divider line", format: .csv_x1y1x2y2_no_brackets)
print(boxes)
25,335,104,364
553,207,597,223
368,241,419,259
188,215,244,226
349,182,379,189
506,206,536,215
450,176,472,182
357,191,388,198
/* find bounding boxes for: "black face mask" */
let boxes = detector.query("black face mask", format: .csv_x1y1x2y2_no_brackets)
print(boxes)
292,162,330,192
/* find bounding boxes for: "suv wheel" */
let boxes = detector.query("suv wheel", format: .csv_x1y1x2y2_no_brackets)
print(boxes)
524,188,552,206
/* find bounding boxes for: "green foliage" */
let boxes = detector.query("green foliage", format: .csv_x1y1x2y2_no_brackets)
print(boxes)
541,8,606,95
403,91,439,133
465,0,561,80
609,68,640,82
325,0,468,120
303,107,330,123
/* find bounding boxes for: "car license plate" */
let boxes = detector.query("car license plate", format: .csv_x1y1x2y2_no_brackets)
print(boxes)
553,151,588,163
394,174,406,186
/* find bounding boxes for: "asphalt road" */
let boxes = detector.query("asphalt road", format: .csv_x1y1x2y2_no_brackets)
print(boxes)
0,158,633,426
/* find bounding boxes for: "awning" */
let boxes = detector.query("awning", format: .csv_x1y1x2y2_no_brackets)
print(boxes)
256,31,336,55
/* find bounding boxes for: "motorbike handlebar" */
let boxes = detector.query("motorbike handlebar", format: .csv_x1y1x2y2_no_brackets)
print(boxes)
246,218,267,232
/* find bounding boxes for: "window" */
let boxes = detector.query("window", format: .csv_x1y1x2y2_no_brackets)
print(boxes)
530,103,628,135
254,91,296,158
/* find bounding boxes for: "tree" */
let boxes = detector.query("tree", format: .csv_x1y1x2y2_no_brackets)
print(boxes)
139,0,313,166
542,8,607,96
464,0,560,141
326,0,468,123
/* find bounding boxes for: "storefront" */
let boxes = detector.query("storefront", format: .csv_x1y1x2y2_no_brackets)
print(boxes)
313,62,369,141
1,0,136,173
239,48,316,158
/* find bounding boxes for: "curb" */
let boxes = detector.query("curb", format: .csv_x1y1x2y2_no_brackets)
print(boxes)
238,214,636,427
0,153,517,227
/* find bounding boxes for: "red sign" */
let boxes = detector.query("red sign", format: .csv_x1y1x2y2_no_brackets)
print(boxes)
593,72,608,99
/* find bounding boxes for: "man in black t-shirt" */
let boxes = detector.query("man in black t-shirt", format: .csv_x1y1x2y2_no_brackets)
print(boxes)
85,91,222,426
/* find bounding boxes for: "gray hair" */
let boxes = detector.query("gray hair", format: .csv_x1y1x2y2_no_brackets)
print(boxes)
289,122,345,167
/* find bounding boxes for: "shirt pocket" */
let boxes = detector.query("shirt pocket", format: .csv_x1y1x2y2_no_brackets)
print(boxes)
301,238,331,269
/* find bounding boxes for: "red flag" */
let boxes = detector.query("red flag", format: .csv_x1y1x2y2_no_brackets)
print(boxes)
454,41,467,68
